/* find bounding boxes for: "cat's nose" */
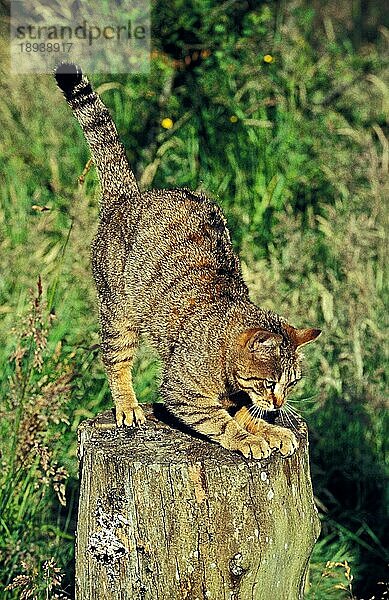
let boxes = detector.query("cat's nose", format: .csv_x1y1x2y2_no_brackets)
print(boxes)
273,383,284,408
273,394,284,409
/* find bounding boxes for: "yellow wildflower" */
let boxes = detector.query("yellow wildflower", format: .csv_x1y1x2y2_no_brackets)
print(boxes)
161,117,173,129
230,115,238,123
263,54,273,63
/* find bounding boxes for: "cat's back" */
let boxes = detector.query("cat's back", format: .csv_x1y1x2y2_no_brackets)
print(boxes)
126,188,248,348
129,188,239,281
137,187,225,239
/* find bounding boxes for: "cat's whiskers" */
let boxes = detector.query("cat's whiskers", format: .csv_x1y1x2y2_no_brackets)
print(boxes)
278,409,288,428
242,404,264,431
284,409,301,428
284,402,301,416
280,404,300,433
237,404,257,430
288,393,317,405
280,409,297,434
240,406,254,429
253,405,264,422
249,404,263,428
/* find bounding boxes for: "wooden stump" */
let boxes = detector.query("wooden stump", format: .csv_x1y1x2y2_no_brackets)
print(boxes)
75,404,320,600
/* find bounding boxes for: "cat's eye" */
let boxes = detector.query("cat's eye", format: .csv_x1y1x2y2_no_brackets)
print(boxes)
263,380,275,390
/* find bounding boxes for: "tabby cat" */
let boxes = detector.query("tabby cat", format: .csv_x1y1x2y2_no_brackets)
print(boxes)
55,63,321,460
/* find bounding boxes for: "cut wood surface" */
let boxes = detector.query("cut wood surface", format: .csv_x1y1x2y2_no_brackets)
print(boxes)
76,404,320,600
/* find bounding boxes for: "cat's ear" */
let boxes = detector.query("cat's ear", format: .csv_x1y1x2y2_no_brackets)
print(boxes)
287,326,322,348
240,328,283,352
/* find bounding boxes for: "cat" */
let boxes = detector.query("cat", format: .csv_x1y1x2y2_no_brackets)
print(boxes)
54,63,321,460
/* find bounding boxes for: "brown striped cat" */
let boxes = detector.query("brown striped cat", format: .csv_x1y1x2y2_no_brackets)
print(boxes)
55,63,321,460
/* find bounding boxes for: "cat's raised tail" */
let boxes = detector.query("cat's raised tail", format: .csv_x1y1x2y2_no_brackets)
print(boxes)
54,63,140,207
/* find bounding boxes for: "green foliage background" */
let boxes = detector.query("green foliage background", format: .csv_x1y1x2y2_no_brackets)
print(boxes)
0,1,387,598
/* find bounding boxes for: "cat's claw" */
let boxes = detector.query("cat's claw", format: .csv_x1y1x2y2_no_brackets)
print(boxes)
126,406,146,427
234,427,298,458
262,425,298,457
237,434,272,460
116,404,146,428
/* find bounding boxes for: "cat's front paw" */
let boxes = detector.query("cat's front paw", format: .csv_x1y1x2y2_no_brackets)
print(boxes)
262,425,298,457
115,401,146,427
235,433,272,460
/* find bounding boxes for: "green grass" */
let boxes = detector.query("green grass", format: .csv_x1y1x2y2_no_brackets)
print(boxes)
0,2,388,598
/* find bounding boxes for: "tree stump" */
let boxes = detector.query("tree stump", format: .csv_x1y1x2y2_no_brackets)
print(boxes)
75,404,320,600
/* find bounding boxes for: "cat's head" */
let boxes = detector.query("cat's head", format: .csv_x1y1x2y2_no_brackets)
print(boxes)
233,324,321,411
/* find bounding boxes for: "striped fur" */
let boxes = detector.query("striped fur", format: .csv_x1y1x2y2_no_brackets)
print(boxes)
55,64,321,459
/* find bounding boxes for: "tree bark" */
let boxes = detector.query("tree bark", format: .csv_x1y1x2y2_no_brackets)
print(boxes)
75,404,320,600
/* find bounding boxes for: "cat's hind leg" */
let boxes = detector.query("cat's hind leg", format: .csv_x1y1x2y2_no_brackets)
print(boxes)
100,302,146,427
